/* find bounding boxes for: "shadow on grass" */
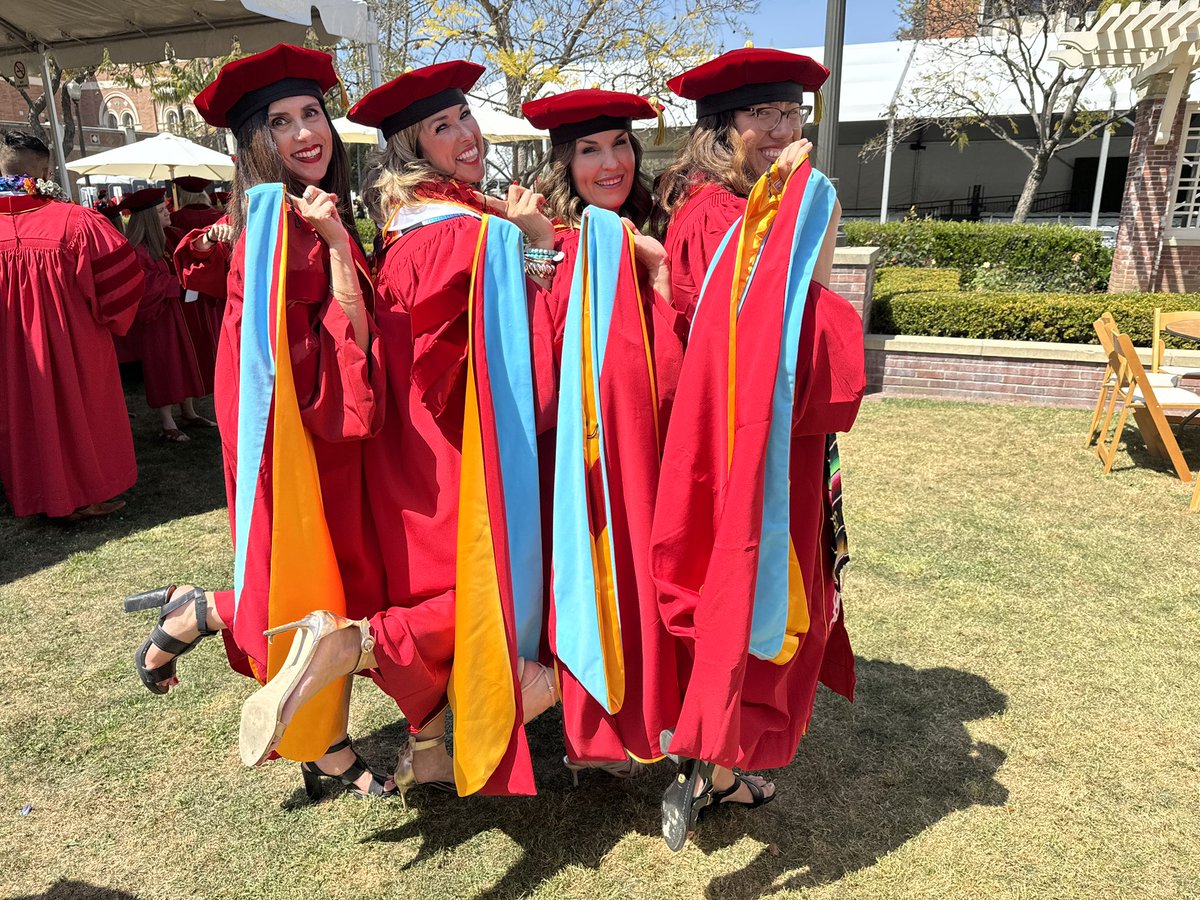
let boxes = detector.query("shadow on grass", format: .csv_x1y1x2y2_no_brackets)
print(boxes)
10,881,142,900
0,378,227,587
1098,412,1200,477
360,657,1008,899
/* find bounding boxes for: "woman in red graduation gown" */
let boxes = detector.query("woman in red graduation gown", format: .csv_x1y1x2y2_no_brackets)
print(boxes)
166,176,224,395
650,47,864,848
118,188,211,441
123,44,400,799
232,61,564,801
520,90,687,779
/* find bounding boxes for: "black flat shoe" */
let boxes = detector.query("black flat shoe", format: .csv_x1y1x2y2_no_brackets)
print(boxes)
126,585,216,695
301,737,399,801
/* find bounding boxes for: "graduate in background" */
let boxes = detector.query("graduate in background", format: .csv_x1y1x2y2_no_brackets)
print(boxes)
166,177,223,396
118,188,213,441
650,48,866,850
0,131,143,521
169,176,222,233
521,89,687,780
123,45,398,801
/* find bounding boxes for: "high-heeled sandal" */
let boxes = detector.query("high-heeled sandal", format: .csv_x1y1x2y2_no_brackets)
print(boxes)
238,611,374,768
518,658,558,724
563,755,647,787
393,730,457,809
704,771,776,815
125,585,216,695
300,736,398,801
659,728,716,853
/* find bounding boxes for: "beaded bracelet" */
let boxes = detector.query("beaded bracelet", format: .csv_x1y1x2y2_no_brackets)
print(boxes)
524,247,564,262
525,259,556,280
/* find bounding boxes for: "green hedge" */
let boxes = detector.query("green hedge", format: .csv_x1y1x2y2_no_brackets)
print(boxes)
871,290,1200,347
845,220,1113,292
355,217,377,249
874,267,961,299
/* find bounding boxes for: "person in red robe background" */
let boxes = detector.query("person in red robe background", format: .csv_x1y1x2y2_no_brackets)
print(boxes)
0,130,143,520
123,45,398,801
521,90,687,780
650,48,864,849
166,176,224,394
117,188,212,442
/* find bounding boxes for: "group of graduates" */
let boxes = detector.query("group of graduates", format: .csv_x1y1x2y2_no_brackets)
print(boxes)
0,136,224,523
6,39,866,852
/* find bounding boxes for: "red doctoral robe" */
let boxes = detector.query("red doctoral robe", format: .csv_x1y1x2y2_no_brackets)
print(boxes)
165,218,222,395
179,210,387,680
663,182,747,327
653,175,864,771
539,224,689,764
128,244,207,407
0,196,143,516
367,183,558,794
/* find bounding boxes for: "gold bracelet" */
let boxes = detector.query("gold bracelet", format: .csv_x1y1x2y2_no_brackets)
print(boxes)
332,288,360,302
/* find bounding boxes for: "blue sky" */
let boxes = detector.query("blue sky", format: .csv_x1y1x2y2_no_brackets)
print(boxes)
719,0,902,51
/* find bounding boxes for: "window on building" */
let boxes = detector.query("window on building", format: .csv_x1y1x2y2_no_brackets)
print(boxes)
104,112,118,129
166,109,179,128
184,110,197,128
122,112,135,129
1170,110,1200,229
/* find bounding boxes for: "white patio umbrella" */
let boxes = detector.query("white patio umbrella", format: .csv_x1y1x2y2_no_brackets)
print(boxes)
66,133,235,181
470,102,547,143
332,116,381,145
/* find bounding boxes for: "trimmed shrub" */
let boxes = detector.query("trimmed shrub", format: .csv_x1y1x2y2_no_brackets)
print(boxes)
355,217,377,249
845,220,1113,292
871,289,1200,348
874,267,961,299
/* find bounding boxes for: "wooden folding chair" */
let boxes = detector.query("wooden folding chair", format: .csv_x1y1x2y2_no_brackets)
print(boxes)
1152,307,1200,378
1085,313,1177,448
1098,331,1200,482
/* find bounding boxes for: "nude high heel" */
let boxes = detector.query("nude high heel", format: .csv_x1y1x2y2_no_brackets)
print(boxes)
393,730,457,809
237,611,374,767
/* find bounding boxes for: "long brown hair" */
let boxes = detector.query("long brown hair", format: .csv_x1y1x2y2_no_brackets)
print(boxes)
541,131,653,230
651,110,755,235
124,207,166,260
228,101,356,241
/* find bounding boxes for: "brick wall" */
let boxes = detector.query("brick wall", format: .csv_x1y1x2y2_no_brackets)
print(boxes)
831,247,878,331
1158,243,1200,293
1110,77,1191,292
864,336,1200,409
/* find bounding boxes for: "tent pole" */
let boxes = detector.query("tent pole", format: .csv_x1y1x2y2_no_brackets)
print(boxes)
39,49,73,199
365,6,383,89
1090,87,1117,229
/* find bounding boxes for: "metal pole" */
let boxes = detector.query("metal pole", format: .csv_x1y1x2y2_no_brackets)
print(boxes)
880,120,895,223
816,0,846,177
1090,88,1117,229
39,50,72,198
365,6,383,89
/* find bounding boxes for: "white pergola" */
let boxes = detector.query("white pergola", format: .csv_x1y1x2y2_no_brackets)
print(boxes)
1053,0,1200,144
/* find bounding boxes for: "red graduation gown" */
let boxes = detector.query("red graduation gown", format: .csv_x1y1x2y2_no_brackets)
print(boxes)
209,211,386,679
653,180,864,771
0,196,142,516
538,226,688,764
171,204,222,235
128,244,207,407
663,182,746,328
165,224,219,395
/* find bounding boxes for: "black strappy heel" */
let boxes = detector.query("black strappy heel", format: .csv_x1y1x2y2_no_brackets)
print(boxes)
125,585,217,695
301,737,399,801
705,771,777,815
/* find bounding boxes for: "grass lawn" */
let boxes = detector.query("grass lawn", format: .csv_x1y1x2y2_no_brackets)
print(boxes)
2,391,1198,900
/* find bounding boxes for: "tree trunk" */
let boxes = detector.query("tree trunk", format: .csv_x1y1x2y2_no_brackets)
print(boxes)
1012,150,1051,224
59,84,76,162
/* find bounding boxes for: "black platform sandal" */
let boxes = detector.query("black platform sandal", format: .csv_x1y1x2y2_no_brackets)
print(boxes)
704,771,777,816
659,729,716,853
301,737,399,801
125,585,217,695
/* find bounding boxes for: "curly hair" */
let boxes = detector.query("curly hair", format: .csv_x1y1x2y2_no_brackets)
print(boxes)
650,110,755,235
359,119,447,224
539,131,654,230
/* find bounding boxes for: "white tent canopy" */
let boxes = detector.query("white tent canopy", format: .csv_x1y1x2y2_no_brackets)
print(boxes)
66,132,234,180
334,103,547,146
0,0,373,69
332,116,379,145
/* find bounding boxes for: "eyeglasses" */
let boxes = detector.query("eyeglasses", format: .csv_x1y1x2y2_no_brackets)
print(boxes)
737,105,812,131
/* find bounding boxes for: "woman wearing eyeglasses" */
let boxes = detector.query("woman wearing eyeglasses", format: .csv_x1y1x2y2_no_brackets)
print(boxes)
648,48,865,851
654,47,823,326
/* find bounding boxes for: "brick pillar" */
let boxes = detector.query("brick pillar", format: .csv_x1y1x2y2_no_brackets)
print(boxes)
830,246,880,333
1109,75,1189,293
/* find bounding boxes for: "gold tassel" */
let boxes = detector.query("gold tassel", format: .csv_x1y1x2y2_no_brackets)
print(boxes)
651,98,666,146
744,39,754,48
337,76,350,112
813,89,824,126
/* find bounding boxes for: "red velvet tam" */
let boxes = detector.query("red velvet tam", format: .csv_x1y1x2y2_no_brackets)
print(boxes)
173,176,212,192
116,187,166,213
667,47,829,118
348,60,485,140
195,44,338,133
522,89,660,146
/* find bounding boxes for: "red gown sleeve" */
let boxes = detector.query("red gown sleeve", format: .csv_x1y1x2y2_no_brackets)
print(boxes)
529,230,579,432
69,205,143,337
174,217,231,300
132,244,181,321
227,220,384,442
665,186,746,326
792,284,866,436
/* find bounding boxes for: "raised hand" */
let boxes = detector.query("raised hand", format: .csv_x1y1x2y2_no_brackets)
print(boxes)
290,185,350,248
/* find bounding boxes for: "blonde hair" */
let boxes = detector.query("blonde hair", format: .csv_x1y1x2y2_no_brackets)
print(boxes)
176,188,212,207
540,132,653,230
124,207,166,260
361,121,447,224
652,111,755,233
